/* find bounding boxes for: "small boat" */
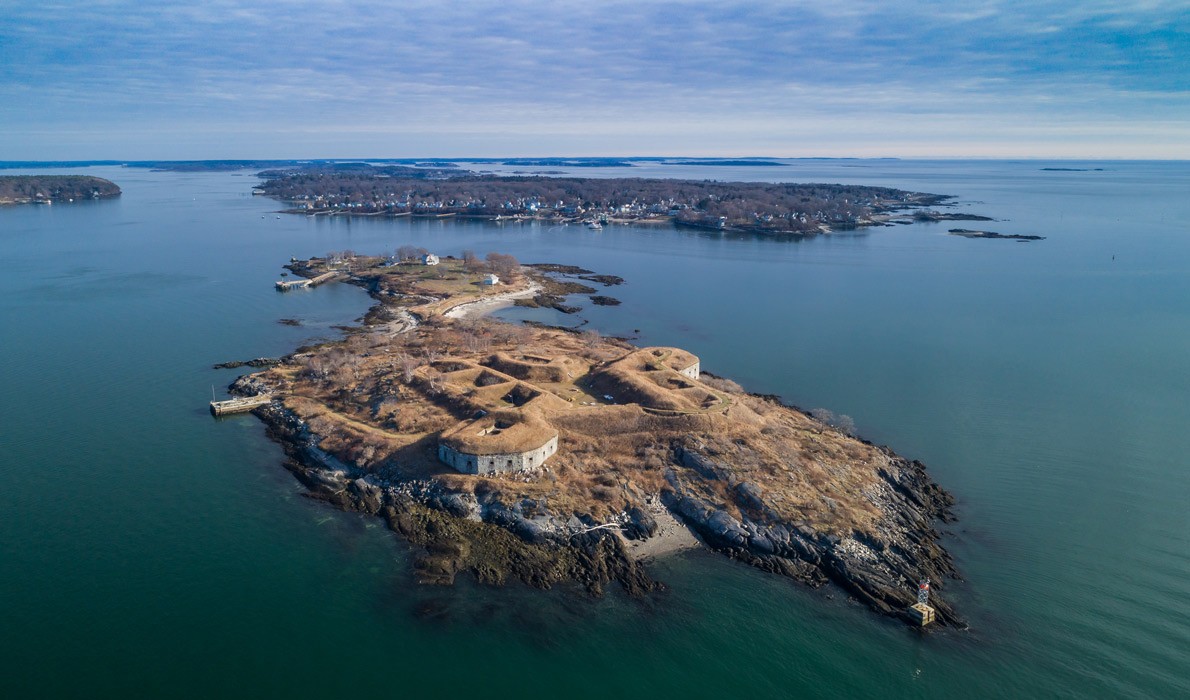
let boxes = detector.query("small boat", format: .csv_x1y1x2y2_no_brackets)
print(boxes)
587,221,602,230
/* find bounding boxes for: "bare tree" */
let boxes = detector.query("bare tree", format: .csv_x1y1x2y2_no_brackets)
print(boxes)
809,408,835,425
581,329,602,350
423,368,445,394
301,355,328,381
834,414,857,436
809,407,856,435
485,252,520,280
463,327,492,353
396,353,420,382
496,323,533,348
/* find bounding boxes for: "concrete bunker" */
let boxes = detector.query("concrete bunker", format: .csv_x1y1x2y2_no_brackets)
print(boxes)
437,409,559,475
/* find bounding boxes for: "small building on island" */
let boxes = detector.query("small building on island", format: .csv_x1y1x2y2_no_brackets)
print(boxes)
438,410,558,475
422,253,440,266
481,273,499,285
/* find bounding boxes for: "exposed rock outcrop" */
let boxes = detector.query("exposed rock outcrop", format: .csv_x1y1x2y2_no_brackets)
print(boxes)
666,442,961,625
256,403,662,598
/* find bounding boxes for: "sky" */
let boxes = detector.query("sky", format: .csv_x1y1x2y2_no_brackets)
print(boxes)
1,0,1188,159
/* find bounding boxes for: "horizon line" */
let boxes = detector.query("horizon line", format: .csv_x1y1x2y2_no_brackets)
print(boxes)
3,156,1190,164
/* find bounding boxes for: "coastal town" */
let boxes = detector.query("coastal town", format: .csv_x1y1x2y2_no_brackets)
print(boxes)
255,167,951,235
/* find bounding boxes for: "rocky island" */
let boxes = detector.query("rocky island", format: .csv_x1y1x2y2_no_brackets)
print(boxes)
224,252,963,626
0,175,120,205
949,228,1045,241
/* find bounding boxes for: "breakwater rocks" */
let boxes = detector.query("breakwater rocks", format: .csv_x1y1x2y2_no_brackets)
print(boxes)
667,442,962,626
255,403,661,597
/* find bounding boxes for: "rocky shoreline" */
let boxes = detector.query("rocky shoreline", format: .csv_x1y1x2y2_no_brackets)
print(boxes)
665,442,961,624
252,398,661,596
237,372,963,626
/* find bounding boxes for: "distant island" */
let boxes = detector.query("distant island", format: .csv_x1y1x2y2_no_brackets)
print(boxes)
0,175,120,205
499,158,635,168
0,159,464,173
0,156,892,173
256,166,955,236
949,228,1045,241
664,159,786,167
909,209,994,223
218,251,963,626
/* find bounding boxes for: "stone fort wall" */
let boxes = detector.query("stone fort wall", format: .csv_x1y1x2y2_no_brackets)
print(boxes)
438,435,559,475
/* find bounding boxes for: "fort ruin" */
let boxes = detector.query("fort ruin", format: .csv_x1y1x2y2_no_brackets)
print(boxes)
423,348,704,475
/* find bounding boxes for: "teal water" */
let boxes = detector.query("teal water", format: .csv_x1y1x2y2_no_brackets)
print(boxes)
2,161,1188,698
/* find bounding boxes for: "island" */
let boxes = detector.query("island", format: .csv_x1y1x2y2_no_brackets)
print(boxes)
499,158,635,168
663,159,787,167
255,167,957,236
0,176,120,205
220,251,964,626
949,228,1045,241
909,209,994,222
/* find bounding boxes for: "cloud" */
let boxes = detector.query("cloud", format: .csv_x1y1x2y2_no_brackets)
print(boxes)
1,0,1187,158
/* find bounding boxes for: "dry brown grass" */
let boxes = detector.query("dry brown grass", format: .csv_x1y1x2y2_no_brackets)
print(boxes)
253,263,898,538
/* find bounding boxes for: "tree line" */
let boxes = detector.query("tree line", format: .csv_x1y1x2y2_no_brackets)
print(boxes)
0,176,121,202
258,172,946,234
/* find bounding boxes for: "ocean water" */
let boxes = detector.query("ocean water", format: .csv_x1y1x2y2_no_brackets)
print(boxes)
1,160,1188,698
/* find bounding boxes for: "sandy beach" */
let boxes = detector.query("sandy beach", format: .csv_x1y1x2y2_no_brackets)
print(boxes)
623,499,701,560
443,279,542,320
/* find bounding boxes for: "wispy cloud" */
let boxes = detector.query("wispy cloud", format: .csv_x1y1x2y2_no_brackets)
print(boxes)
1,0,1187,158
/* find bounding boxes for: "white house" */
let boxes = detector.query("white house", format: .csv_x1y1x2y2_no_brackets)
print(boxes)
481,273,499,285
422,253,440,266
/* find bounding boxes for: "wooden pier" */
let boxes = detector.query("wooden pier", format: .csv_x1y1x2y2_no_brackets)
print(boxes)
275,270,340,291
210,394,274,416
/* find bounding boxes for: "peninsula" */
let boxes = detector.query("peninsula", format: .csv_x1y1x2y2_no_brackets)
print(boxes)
255,167,954,236
0,175,120,205
223,251,963,626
